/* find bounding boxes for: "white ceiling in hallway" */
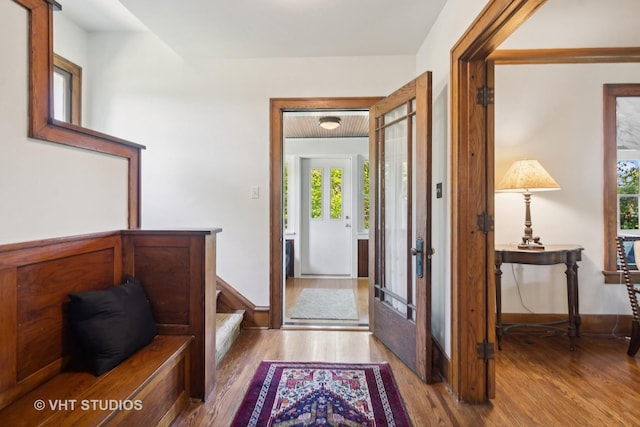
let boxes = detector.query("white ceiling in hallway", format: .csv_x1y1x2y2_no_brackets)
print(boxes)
113,0,448,59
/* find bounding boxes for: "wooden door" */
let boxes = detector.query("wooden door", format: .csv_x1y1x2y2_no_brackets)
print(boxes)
369,72,433,382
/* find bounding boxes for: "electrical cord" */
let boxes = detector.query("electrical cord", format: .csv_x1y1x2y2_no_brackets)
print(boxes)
510,263,534,313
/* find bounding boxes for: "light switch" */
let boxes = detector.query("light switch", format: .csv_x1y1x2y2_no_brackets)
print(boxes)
251,186,260,199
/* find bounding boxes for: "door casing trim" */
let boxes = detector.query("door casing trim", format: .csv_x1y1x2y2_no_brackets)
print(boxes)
269,97,383,329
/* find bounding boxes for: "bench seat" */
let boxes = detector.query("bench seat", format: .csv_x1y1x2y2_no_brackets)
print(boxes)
0,335,193,427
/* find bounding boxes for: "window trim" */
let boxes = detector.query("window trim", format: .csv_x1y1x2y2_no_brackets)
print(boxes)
53,53,82,125
603,84,640,283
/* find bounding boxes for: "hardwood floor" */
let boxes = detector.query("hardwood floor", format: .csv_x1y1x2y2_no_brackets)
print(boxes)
174,330,640,426
284,277,369,327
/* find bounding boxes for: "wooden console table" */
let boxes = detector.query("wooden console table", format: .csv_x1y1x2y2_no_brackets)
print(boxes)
495,244,584,351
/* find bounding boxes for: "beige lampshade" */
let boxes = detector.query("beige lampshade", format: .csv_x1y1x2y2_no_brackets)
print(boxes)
496,159,560,192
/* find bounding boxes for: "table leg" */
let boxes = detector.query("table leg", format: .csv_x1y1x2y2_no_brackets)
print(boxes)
565,251,580,351
495,257,503,350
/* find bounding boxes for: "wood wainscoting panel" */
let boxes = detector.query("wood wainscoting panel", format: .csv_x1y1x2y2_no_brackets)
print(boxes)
122,229,221,401
16,248,115,381
124,242,192,325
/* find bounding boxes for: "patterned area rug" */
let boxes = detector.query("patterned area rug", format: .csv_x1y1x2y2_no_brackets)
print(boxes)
231,361,411,426
291,288,359,320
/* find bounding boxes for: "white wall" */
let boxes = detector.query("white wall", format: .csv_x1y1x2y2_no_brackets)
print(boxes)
84,30,416,306
0,1,129,245
414,0,489,357
495,63,640,315
53,11,91,126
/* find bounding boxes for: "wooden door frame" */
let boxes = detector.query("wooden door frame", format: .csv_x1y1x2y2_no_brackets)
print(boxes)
269,97,382,328
450,0,548,403
453,0,640,403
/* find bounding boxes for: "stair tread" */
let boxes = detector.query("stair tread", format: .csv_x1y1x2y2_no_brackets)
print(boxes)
215,312,244,365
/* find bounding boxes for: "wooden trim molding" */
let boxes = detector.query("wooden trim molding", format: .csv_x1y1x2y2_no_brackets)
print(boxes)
450,0,547,404
603,84,640,281
501,313,633,335
53,53,82,125
269,97,383,329
12,0,145,228
452,0,640,403
489,47,640,64
216,276,269,329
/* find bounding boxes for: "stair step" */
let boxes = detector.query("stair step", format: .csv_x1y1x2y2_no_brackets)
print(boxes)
215,311,244,365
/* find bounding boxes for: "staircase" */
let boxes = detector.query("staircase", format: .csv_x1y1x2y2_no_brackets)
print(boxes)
215,290,244,365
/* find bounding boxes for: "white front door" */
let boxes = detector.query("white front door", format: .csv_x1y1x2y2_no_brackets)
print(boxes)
300,157,352,275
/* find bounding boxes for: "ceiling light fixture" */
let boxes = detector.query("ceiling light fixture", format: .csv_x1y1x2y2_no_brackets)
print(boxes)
319,116,341,130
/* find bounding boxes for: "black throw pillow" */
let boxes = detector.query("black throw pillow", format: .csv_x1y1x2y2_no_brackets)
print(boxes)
68,276,157,376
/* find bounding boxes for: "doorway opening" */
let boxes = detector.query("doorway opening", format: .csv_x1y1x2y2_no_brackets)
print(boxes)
282,109,370,328
269,97,382,330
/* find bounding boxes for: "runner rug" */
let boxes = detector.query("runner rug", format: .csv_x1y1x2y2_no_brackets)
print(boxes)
231,361,411,426
291,288,359,320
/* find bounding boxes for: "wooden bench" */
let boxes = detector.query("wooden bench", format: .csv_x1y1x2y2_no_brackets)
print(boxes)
0,229,220,426
0,335,192,426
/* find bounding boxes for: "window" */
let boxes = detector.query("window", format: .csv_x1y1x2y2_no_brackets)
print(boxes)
53,54,82,125
604,84,640,281
618,160,639,231
310,168,323,219
330,168,343,219
359,159,370,231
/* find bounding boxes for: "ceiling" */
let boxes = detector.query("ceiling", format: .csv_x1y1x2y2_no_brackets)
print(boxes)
57,0,445,138
56,0,640,139
59,0,448,59
284,111,369,139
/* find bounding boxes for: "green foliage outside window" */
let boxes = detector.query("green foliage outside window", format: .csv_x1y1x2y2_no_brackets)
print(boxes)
330,168,343,219
311,168,323,219
618,160,639,230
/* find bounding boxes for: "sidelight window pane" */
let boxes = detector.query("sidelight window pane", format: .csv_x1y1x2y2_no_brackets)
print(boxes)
330,168,343,219
310,168,323,219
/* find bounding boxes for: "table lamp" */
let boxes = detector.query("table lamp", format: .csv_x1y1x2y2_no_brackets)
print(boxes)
496,159,560,250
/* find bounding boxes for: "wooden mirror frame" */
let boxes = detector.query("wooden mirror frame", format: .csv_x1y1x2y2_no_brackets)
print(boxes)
13,0,144,228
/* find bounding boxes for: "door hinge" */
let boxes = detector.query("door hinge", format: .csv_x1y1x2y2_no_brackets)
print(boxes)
476,86,494,106
477,212,494,234
477,340,495,361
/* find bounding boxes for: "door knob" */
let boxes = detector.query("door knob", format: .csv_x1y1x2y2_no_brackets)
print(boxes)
345,224,351,228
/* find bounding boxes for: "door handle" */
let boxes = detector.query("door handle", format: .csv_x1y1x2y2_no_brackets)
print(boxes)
427,247,435,259
411,238,424,278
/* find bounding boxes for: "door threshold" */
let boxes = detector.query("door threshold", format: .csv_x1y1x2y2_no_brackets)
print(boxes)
282,323,369,331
